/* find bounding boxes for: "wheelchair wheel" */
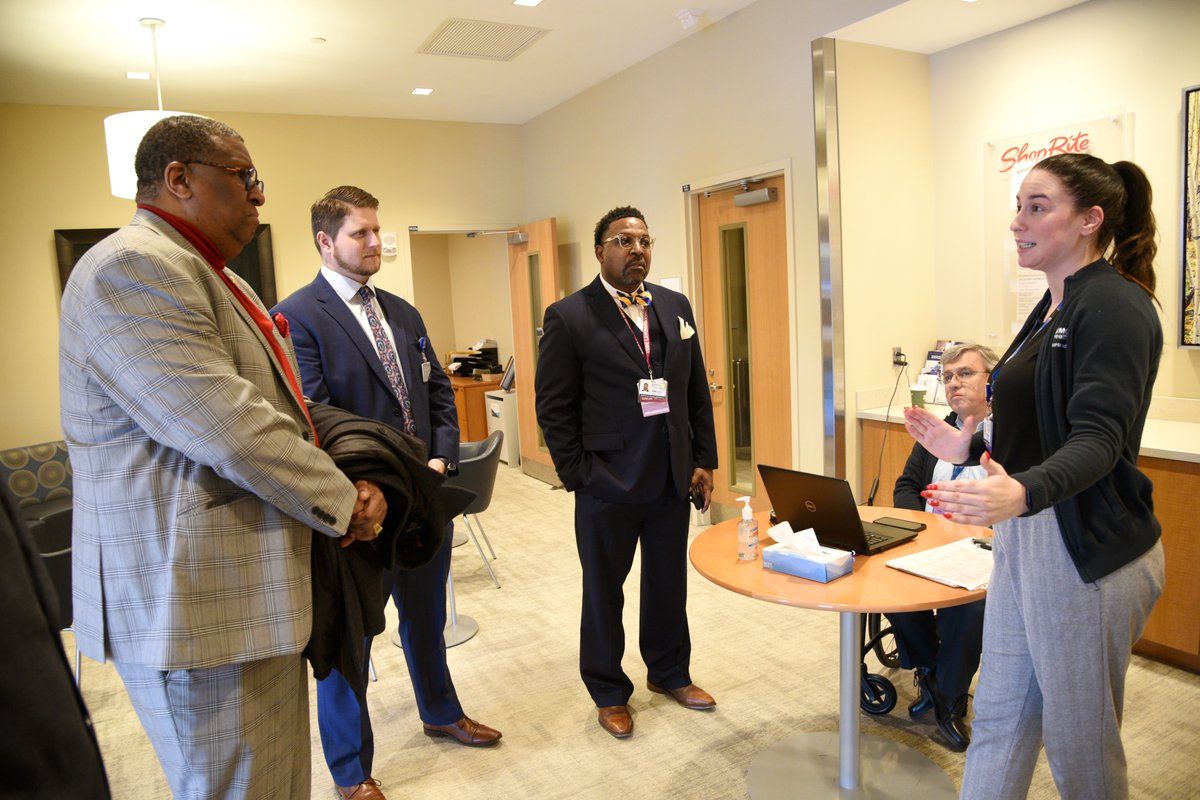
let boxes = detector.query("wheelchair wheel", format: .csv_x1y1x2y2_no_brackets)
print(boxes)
861,673,897,716
867,613,901,669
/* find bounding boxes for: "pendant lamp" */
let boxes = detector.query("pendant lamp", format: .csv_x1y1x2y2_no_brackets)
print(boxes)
103,18,201,199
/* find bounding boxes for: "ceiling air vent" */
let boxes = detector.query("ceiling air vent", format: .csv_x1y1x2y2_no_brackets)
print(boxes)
417,18,549,62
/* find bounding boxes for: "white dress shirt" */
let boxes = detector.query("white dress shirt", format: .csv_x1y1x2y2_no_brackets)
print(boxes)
320,265,409,389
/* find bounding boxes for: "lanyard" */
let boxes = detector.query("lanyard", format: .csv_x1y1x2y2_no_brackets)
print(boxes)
618,306,653,378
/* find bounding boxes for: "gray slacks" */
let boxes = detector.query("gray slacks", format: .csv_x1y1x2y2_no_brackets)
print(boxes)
960,509,1163,800
117,654,311,799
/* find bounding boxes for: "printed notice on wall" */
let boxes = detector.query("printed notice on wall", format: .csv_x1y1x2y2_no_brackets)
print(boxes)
982,115,1132,340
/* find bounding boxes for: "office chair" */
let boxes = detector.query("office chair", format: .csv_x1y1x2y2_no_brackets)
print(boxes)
446,431,503,589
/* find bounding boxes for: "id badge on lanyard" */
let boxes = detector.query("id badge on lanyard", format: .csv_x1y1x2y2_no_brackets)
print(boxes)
622,307,669,417
638,377,670,417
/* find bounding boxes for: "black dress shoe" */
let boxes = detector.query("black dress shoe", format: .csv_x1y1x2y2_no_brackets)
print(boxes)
908,668,936,719
936,695,970,752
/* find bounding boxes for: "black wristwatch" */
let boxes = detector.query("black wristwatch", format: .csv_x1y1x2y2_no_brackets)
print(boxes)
435,457,455,474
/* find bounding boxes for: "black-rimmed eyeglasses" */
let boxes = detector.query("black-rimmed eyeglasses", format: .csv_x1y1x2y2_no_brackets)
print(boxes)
186,161,265,194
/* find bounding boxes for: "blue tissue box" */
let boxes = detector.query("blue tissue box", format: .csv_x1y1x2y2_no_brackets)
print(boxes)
762,542,853,583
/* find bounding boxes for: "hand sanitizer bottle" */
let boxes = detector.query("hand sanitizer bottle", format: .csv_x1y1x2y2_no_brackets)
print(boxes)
737,495,759,561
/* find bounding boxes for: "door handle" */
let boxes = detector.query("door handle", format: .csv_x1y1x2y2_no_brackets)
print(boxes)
708,382,723,391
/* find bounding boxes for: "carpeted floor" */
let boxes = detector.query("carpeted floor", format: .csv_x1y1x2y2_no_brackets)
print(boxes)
76,465,1200,798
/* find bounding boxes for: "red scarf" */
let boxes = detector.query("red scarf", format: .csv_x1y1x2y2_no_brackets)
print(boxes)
138,204,318,445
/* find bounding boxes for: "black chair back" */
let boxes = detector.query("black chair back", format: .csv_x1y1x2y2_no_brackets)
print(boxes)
449,431,503,516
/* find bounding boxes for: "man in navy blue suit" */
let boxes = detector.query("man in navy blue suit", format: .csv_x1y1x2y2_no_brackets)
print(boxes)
273,186,500,800
535,206,718,739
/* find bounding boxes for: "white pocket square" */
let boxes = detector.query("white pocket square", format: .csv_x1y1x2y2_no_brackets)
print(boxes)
678,317,695,340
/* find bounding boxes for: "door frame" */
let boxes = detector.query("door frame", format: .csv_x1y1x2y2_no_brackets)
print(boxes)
682,159,801,476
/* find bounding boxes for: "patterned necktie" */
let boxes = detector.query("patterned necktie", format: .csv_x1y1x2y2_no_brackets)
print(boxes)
615,288,653,308
357,285,417,435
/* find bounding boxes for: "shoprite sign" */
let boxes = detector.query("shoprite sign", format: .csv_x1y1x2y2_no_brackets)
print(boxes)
997,130,1091,174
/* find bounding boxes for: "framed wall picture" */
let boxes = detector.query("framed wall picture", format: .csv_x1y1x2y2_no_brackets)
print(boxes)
1181,84,1200,348
53,228,113,292
53,223,277,306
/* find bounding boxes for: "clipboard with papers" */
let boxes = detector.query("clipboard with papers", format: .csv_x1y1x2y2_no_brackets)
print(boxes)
885,537,993,591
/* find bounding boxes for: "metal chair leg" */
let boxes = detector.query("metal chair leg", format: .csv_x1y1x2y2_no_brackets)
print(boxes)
368,657,377,683
472,514,498,561
463,515,500,588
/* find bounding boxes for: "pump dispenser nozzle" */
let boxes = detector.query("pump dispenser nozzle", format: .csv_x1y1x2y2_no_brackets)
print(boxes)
737,495,753,519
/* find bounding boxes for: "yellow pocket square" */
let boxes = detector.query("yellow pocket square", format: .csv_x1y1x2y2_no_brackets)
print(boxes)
678,317,696,340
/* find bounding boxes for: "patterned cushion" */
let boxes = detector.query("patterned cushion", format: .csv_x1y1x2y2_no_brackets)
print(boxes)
0,441,72,509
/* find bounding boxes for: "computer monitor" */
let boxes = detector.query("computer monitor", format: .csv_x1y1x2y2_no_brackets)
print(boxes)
499,356,515,392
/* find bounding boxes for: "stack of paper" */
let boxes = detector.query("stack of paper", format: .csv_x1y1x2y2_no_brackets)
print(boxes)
885,538,992,590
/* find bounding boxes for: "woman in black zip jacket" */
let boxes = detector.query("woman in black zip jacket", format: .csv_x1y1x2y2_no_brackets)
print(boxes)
904,153,1164,800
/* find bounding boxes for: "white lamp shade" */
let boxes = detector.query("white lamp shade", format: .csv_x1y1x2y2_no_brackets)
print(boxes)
104,110,200,199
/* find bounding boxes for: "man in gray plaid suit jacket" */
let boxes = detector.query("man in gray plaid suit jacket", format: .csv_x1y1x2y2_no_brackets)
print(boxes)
59,115,387,799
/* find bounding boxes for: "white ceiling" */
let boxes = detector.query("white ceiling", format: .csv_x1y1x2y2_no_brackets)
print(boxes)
830,0,1089,55
1,0,1084,126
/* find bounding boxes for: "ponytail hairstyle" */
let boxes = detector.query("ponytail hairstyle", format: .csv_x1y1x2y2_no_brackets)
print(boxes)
1033,153,1158,300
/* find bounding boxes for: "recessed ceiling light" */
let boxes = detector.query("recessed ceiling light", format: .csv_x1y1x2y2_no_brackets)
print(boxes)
126,71,150,80
412,87,433,96
513,0,543,7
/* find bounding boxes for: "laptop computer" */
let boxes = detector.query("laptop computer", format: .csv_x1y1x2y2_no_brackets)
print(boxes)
757,464,920,555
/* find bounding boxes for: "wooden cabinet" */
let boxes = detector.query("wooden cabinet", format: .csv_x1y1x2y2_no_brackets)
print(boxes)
1134,457,1200,671
451,376,499,443
860,418,915,507
859,418,1200,673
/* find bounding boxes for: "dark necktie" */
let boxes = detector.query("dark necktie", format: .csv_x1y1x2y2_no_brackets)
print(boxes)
357,285,416,435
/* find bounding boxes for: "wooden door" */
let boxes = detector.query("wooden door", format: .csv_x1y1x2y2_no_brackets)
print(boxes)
698,175,791,517
507,218,560,485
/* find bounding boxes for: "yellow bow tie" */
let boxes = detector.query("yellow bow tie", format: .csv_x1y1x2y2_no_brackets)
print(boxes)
616,288,653,308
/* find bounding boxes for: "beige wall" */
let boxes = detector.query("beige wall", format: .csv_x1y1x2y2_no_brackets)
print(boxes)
836,41,935,494
929,0,1200,400
409,233,513,369
409,234,455,366
447,234,514,365
0,103,523,447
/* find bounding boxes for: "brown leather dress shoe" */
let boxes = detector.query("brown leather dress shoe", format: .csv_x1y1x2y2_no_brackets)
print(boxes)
597,705,633,738
335,778,386,799
647,681,717,710
423,715,502,747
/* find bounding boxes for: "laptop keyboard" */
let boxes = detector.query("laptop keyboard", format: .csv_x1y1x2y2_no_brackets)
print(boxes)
863,529,889,547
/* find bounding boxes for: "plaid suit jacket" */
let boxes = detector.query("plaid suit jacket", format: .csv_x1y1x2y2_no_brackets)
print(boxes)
59,209,359,670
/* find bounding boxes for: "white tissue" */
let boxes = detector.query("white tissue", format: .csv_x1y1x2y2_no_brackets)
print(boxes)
768,520,840,560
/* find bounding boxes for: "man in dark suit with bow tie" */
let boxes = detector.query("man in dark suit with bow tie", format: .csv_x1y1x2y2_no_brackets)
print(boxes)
535,206,718,739
272,186,500,800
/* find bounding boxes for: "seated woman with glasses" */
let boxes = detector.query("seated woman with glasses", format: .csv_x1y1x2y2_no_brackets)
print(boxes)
887,342,998,752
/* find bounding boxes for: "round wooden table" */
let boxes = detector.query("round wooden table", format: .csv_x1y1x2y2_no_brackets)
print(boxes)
690,507,988,798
